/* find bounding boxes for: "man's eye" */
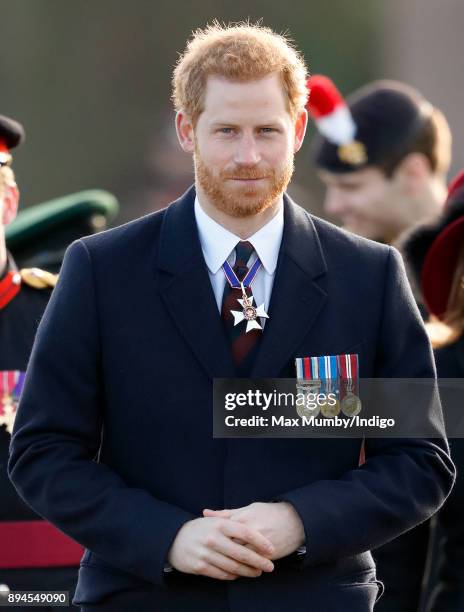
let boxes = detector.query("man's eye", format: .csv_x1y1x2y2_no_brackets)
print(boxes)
260,128,275,133
219,128,233,134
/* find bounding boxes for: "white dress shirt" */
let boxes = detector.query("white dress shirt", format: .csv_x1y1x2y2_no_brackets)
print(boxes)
194,196,284,323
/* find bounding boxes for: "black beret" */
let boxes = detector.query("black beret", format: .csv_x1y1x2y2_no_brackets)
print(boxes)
0,114,25,150
313,80,432,173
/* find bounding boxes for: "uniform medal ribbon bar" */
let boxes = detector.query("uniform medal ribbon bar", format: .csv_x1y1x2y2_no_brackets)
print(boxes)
317,355,341,417
295,355,341,417
338,354,362,416
295,357,320,417
296,355,338,383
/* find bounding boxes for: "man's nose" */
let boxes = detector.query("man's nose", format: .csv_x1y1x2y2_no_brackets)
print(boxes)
234,134,261,166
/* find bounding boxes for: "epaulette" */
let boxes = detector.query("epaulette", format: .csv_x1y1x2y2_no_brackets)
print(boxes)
20,268,58,289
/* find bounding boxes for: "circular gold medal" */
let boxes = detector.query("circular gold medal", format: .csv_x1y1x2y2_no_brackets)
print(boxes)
341,392,362,416
320,398,341,418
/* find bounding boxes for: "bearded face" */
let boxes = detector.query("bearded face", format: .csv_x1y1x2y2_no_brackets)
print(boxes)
183,74,305,219
194,142,294,218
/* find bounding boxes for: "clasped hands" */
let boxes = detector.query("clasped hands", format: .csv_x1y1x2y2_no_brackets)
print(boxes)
167,501,305,581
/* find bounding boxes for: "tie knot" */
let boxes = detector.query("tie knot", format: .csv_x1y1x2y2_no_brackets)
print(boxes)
234,241,254,270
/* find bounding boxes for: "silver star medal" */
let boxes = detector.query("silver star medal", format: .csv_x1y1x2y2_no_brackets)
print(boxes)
230,282,269,333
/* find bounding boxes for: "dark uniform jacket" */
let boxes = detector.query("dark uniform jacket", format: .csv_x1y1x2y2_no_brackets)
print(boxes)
0,254,79,602
425,337,464,612
8,187,455,612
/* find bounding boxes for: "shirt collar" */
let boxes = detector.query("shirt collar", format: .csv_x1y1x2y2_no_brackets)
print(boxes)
194,196,284,275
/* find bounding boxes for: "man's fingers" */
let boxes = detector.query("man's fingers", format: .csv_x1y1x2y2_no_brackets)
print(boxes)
205,550,263,578
194,561,238,581
203,508,233,517
220,521,275,558
213,536,274,572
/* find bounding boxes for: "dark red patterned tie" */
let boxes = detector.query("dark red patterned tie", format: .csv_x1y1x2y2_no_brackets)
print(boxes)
221,241,262,375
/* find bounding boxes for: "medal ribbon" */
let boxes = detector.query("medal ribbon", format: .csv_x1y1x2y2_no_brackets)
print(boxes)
319,355,337,394
296,355,338,382
318,355,338,380
1,371,21,414
222,257,262,290
13,372,26,402
0,371,20,397
337,354,359,399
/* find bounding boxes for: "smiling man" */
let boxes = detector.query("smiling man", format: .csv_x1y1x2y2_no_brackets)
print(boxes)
8,23,454,612
184,72,298,224
309,78,451,245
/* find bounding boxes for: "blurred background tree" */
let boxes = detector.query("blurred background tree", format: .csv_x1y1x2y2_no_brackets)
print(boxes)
2,0,461,223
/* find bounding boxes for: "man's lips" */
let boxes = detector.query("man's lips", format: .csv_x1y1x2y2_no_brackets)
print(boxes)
227,177,268,182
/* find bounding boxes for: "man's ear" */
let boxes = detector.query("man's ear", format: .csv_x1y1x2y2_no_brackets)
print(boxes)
2,183,20,225
393,153,431,195
175,111,195,153
293,109,308,153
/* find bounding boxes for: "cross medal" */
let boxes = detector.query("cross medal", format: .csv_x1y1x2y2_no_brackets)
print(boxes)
222,257,269,333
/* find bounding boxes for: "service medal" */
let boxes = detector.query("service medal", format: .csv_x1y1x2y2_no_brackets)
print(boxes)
296,385,321,418
222,257,269,334
341,392,362,416
295,355,339,418
321,361,341,418
338,354,362,416
301,405,321,419
321,399,341,418
230,285,269,333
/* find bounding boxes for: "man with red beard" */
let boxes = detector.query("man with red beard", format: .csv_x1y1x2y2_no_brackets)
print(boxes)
9,23,454,612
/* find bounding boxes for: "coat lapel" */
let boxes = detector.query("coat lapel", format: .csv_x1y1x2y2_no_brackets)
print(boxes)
251,194,328,378
157,186,236,379
156,187,329,380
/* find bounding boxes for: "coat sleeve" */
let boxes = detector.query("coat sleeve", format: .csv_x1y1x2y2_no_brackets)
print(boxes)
8,239,195,586
277,247,455,568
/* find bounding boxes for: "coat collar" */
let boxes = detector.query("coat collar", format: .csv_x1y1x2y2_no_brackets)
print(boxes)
157,185,328,378
250,190,328,377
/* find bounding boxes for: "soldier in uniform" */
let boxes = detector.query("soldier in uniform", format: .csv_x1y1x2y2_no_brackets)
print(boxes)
6,188,119,274
0,114,82,609
402,170,464,612
307,75,452,246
